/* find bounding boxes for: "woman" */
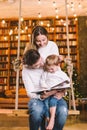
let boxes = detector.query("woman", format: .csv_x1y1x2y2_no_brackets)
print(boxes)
22,26,68,130
24,25,59,61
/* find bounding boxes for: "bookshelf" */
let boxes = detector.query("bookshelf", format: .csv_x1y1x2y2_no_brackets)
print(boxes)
55,18,78,67
0,17,79,95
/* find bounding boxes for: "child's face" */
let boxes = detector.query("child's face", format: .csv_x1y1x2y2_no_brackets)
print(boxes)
47,65,59,73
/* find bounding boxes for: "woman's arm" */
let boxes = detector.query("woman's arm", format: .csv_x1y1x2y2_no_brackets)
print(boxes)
40,89,57,99
40,89,65,100
22,68,40,99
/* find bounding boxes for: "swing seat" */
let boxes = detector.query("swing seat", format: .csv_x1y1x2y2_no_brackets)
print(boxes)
0,109,80,116
68,110,80,115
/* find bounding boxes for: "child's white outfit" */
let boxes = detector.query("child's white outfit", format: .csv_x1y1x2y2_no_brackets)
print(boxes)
40,67,70,91
40,67,70,124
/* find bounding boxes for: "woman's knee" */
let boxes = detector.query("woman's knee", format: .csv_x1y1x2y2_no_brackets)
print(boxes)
28,99,45,115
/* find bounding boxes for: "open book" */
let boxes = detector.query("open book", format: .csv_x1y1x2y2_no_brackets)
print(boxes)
32,80,70,94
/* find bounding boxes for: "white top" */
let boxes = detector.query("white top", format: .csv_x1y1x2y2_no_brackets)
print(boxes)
22,67,43,99
22,40,59,98
38,41,59,61
39,67,70,91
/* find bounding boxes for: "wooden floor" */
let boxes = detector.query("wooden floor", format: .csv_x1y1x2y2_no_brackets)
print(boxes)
0,123,87,130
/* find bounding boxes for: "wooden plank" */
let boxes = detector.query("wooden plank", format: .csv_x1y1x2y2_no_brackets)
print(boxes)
68,110,80,115
0,104,28,109
0,109,13,114
0,109,80,116
12,109,29,116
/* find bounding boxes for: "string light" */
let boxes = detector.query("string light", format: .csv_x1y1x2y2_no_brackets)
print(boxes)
73,13,77,17
38,13,42,18
4,36,7,41
71,7,75,12
40,21,43,25
9,29,13,35
21,17,24,22
55,8,58,13
75,18,78,21
71,2,74,8
56,15,59,19
67,3,70,8
21,29,24,33
25,26,28,30
28,34,31,37
53,1,56,7
78,3,82,8
47,23,50,27
2,20,5,24
16,36,18,39
38,0,41,4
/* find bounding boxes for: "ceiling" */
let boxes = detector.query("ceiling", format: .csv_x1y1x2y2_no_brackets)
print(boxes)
0,0,87,19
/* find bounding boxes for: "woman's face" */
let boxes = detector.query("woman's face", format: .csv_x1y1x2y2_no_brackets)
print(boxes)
35,34,48,48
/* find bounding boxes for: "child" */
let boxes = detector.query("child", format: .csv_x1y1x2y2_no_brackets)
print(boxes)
39,54,70,130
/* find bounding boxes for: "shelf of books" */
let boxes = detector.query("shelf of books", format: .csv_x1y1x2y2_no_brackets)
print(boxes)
0,20,10,92
55,18,78,67
0,17,79,96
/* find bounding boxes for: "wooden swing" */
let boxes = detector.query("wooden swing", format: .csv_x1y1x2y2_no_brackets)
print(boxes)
14,0,80,115
0,0,80,116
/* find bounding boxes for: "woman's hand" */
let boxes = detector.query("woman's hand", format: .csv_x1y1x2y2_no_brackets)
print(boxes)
40,89,65,100
40,89,57,99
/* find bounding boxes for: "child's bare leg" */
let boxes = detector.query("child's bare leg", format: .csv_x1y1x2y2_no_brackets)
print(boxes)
46,106,56,130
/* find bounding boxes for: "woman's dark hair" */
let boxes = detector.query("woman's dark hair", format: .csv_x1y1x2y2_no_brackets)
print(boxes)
32,26,48,48
23,49,40,66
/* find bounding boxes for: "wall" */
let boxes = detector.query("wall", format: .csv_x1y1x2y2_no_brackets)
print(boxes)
78,16,87,96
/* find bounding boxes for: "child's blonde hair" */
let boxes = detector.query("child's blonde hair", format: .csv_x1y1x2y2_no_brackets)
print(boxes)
44,54,62,71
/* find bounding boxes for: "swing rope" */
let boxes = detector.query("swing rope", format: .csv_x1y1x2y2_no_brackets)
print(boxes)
65,0,76,110
15,0,21,110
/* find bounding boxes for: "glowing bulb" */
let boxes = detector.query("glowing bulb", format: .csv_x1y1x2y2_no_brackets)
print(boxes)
28,34,31,37
56,15,59,19
75,18,78,21
38,13,41,18
21,29,24,33
38,0,41,4
40,21,43,25
71,2,74,7
55,8,58,13
67,3,69,8
47,23,50,27
9,29,13,35
16,36,18,39
21,17,24,22
53,1,56,7
78,3,82,8
2,20,5,24
74,14,77,17
4,36,7,40
71,7,75,12
25,26,28,30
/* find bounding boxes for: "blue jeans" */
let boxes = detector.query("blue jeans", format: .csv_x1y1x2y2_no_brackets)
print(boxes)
28,98,68,130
